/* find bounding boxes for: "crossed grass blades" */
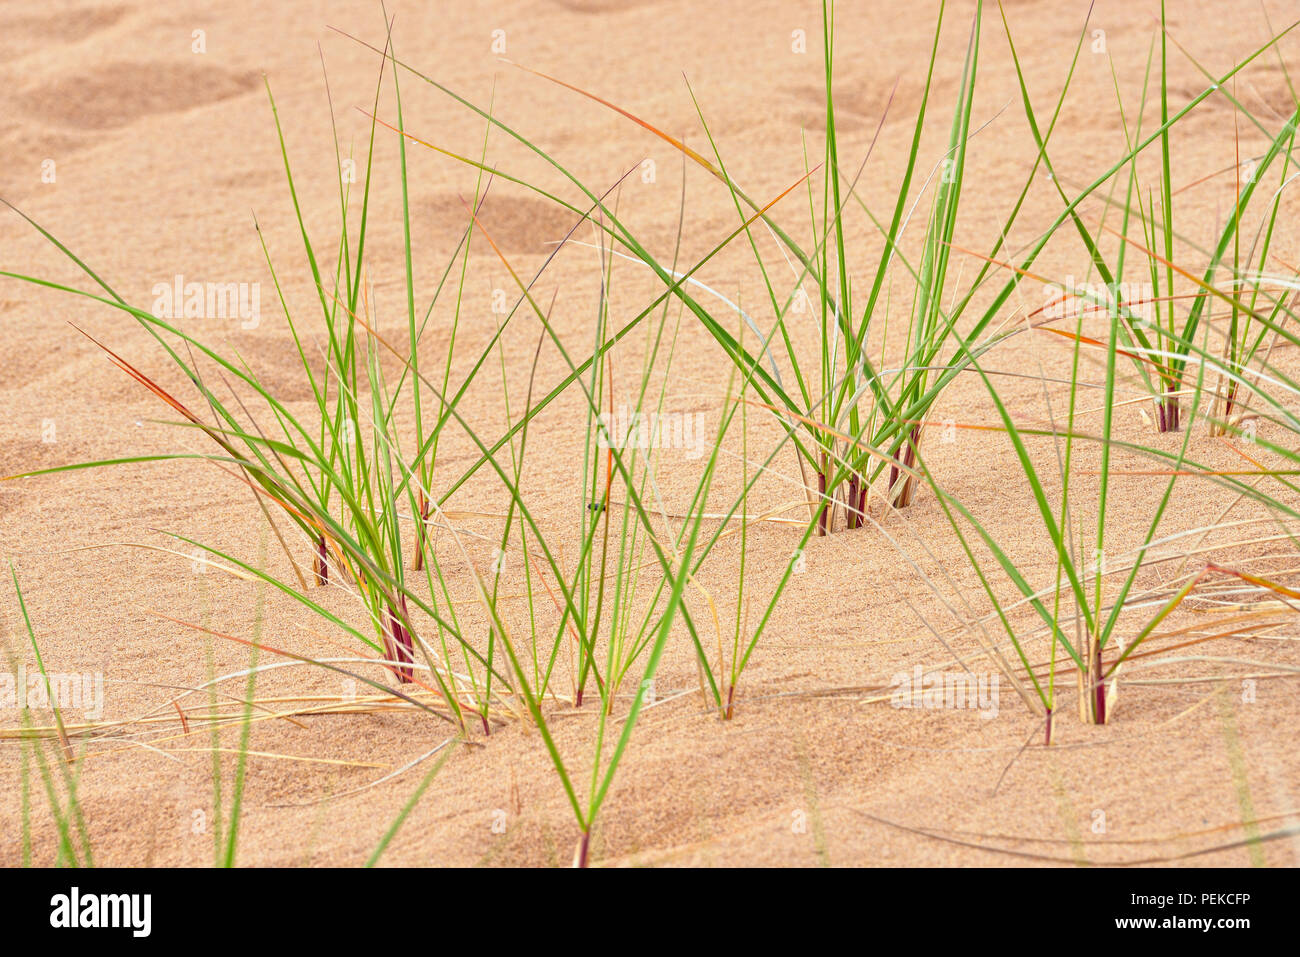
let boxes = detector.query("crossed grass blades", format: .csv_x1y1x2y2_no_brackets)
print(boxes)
4,0,1300,864
2,11,823,865
436,0,1300,736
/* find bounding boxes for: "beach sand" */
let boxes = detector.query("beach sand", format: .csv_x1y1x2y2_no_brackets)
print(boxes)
2,0,1299,866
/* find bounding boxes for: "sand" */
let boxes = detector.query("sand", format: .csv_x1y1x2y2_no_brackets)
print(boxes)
2,0,1299,867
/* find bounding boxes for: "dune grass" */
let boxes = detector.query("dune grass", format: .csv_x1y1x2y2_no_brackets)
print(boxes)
518,1,1024,529
1028,2,1300,438
8,568,92,867
3,0,1300,867
1,10,811,861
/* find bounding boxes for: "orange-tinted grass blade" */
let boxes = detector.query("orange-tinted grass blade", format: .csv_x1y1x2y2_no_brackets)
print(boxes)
70,324,225,446
1028,290,1207,326
1217,434,1270,472
943,241,1056,290
1098,222,1274,326
505,61,721,177
71,323,355,584
1099,619,1287,672
1033,326,1174,379
172,700,191,736
1206,563,1300,603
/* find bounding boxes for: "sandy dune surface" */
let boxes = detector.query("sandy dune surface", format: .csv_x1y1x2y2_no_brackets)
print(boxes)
2,0,1299,866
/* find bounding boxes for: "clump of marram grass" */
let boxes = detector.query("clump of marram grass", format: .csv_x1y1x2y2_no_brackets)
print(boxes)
512,0,1094,532
1023,0,1300,439
1,10,832,863
446,0,1300,738
913,2,1300,736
